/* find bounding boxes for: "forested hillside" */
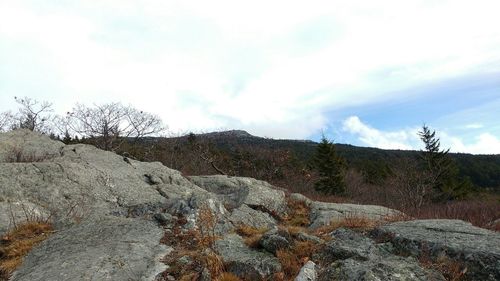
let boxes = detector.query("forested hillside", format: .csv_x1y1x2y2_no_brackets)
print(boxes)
143,130,500,192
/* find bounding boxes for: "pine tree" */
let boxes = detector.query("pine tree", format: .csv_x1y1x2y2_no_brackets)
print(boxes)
418,125,471,200
312,136,347,195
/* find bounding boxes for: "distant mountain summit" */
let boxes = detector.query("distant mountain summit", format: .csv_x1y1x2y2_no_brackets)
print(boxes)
196,130,256,139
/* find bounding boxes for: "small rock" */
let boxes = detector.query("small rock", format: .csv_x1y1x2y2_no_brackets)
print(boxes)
260,229,291,254
153,213,175,227
296,232,323,244
295,261,316,281
215,234,282,280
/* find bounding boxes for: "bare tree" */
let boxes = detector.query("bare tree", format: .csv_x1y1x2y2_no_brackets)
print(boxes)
387,158,434,212
125,107,165,141
66,102,165,151
10,97,54,133
0,111,13,132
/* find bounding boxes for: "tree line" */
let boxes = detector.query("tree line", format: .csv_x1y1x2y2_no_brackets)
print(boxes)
312,125,473,208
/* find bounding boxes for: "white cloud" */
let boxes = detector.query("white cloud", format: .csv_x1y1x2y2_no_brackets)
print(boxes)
342,116,419,150
343,116,500,154
442,133,500,154
0,1,500,139
464,123,484,129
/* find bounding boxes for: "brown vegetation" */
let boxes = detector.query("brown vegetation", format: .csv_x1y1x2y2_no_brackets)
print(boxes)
283,197,310,227
418,244,467,281
235,225,268,249
4,145,54,163
313,215,382,238
216,272,242,281
274,239,319,280
0,221,53,280
159,204,236,281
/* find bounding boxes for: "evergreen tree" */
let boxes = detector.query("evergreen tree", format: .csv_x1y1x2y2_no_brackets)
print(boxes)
418,125,471,200
312,136,347,195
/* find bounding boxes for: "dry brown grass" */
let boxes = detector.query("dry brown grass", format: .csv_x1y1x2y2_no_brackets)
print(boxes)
284,198,310,227
235,225,268,237
418,245,467,281
160,206,227,280
279,225,305,237
197,203,220,249
235,225,269,248
275,240,318,281
0,221,53,280
313,215,381,238
216,272,242,281
203,251,225,278
276,249,301,280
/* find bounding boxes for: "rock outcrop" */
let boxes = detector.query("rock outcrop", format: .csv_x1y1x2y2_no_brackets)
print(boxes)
373,219,500,281
11,216,170,281
317,228,445,281
0,130,498,281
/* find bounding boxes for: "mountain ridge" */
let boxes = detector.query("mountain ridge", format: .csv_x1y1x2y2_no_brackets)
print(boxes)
154,130,500,191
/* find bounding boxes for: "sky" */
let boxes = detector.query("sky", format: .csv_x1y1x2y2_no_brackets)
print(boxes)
1,0,500,154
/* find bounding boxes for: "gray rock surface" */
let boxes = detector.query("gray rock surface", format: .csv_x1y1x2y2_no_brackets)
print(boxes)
309,201,403,229
11,216,170,281
215,234,282,280
295,261,317,281
0,130,218,231
0,201,49,236
317,228,445,281
289,193,313,206
0,129,63,162
229,204,277,229
296,232,323,244
260,229,291,254
318,228,378,262
374,219,500,281
319,256,445,281
189,175,287,217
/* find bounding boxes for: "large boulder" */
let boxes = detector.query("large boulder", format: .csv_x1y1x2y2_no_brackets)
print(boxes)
309,201,403,229
189,175,287,217
229,204,277,229
215,234,282,280
374,219,500,281
0,130,199,229
11,216,170,281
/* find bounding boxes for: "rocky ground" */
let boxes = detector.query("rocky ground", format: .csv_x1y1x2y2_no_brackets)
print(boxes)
0,130,498,281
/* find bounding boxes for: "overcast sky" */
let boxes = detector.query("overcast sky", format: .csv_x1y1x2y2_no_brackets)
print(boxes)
1,0,499,154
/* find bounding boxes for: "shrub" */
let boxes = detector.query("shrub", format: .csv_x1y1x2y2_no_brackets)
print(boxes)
4,146,54,163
